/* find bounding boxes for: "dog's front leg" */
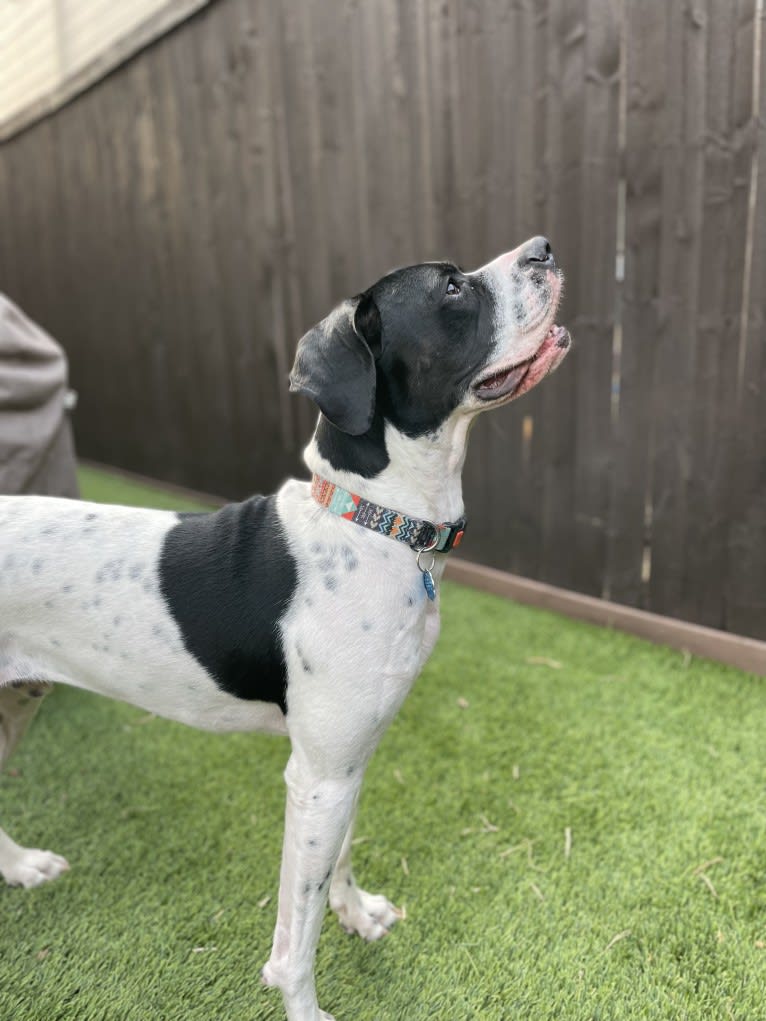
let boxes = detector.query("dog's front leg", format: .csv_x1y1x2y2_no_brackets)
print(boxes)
329,811,403,941
262,753,362,1021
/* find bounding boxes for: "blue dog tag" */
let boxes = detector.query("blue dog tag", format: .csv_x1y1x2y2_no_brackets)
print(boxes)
422,568,436,601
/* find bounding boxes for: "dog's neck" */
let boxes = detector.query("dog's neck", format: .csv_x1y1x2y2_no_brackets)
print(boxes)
304,412,473,524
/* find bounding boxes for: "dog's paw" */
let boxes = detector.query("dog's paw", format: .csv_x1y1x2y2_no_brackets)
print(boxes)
262,964,336,1021
1,847,70,889
330,885,404,942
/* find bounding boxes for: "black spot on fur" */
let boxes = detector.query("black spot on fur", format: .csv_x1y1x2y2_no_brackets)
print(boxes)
324,575,338,592
341,546,358,571
158,496,296,714
296,644,313,673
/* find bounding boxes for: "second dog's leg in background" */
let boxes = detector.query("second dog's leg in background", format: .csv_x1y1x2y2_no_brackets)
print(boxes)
329,806,403,940
0,682,70,888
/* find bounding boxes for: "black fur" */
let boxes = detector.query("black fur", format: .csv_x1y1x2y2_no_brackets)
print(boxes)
159,496,296,714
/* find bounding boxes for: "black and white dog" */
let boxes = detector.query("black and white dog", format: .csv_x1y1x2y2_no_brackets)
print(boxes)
0,237,570,1021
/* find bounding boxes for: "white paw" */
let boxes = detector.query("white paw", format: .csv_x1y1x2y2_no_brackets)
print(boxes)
261,964,336,1021
330,885,404,941
2,847,70,889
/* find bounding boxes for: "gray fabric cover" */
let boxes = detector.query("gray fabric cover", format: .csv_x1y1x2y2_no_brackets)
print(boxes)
0,294,78,497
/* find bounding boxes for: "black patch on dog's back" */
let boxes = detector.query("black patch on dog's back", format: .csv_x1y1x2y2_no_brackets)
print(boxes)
159,496,296,714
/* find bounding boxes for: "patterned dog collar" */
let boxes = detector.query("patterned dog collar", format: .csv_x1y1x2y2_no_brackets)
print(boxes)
310,474,467,555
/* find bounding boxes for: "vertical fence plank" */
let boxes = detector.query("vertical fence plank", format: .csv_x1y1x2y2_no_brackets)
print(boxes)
536,0,581,588
681,0,756,628
607,0,666,609
569,0,620,597
726,0,766,638
645,0,709,620
495,0,549,577
146,29,201,487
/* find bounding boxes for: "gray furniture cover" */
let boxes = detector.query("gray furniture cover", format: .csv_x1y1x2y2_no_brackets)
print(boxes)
0,294,78,497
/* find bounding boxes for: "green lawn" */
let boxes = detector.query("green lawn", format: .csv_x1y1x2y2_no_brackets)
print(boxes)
1,466,765,1020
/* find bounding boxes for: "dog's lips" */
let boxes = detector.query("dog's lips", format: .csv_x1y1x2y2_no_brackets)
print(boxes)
474,362,530,401
473,324,570,402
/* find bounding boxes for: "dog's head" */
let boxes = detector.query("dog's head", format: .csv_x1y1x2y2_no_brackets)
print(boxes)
290,237,570,462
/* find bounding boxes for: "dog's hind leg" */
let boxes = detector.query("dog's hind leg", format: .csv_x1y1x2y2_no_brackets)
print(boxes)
0,682,69,888
329,808,403,941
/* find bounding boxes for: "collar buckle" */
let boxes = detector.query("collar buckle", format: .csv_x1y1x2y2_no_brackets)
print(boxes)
435,518,467,553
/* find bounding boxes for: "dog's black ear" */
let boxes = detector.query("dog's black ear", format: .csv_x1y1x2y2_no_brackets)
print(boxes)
289,294,380,436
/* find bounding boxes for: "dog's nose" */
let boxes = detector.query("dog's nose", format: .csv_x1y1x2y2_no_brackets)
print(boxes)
519,236,556,271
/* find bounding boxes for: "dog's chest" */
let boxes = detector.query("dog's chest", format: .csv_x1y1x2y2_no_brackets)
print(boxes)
277,481,442,723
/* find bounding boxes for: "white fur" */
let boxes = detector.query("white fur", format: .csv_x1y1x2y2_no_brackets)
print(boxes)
470,245,563,370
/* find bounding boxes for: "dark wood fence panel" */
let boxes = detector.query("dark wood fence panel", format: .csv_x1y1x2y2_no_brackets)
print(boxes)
644,1,711,622
0,0,764,641
684,0,760,631
726,0,766,638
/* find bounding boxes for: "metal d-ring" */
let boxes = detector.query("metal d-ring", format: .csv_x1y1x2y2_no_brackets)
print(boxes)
415,536,438,575
415,533,439,601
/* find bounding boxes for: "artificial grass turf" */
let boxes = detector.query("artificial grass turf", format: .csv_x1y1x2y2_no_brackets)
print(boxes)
1,466,764,1020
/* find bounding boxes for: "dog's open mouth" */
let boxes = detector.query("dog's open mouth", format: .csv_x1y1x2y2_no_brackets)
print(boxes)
473,324,570,402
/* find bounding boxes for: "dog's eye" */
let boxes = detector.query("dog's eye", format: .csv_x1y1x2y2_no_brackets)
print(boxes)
446,280,462,297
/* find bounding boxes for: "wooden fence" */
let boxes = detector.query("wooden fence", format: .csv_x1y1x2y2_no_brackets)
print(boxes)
0,0,764,640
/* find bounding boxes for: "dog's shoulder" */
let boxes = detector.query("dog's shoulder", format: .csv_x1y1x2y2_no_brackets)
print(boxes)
158,493,298,712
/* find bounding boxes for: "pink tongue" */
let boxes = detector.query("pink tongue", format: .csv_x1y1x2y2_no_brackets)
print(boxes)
483,364,528,393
